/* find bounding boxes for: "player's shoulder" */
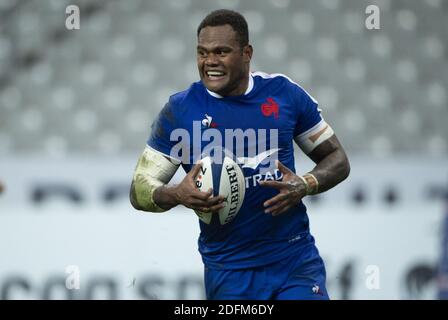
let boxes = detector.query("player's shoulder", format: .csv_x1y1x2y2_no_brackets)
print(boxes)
167,83,196,105
164,81,204,113
252,71,299,87
252,71,317,103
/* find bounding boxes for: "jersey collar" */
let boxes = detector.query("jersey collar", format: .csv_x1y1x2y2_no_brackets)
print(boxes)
206,73,254,99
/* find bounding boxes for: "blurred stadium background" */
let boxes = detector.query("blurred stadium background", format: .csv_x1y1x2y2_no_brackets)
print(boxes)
0,0,447,299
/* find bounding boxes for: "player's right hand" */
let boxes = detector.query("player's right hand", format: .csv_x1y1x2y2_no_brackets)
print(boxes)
174,163,225,213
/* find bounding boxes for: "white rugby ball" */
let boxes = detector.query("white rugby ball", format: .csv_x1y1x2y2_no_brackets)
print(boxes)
194,155,245,225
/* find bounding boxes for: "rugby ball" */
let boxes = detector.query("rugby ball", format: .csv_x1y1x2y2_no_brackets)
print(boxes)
194,155,245,225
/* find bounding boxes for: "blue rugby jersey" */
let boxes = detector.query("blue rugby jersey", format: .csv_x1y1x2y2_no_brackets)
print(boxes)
147,71,324,269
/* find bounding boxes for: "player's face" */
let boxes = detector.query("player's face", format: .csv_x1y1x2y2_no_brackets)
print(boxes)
197,25,252,96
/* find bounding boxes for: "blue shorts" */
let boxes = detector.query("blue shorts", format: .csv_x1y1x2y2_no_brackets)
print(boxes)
204,243,329,300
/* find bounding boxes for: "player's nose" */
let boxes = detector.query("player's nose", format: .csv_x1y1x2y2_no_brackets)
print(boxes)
205,53,220,66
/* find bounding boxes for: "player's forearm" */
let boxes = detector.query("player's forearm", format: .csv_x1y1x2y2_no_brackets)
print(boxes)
130,174,176,212
308,148,350,194
303,135,350,195
130,146,180,212
152,184,180,210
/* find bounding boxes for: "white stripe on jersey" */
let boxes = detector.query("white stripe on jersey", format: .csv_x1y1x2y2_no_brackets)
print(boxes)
295,119,327,139
251,71,319,106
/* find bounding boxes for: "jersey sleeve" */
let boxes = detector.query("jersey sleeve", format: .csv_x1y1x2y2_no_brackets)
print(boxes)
292,85,324,138
147,98,180,160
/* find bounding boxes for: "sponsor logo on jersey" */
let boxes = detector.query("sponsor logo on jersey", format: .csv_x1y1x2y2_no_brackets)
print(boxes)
237,148,280,170
201,114,218,128
312,284,324,295
244,168,283,189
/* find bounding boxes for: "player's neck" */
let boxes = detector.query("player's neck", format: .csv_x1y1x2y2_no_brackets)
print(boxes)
226,74,250,96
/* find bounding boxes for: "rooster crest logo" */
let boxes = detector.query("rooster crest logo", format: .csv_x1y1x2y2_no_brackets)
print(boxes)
201,114,218,128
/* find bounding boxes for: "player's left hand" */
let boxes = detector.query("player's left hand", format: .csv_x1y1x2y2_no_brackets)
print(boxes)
259,160,307,216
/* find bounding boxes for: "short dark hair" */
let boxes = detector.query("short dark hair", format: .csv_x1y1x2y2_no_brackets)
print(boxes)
197,9,249,48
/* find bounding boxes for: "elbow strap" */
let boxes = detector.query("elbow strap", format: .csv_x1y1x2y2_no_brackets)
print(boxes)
133,146,179,212
295,120,334,154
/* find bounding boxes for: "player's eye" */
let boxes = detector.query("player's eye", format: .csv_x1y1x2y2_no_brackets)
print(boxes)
197,50,207,58
216,50,228,57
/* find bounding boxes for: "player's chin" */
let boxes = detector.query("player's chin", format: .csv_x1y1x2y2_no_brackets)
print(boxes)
203,78,229,93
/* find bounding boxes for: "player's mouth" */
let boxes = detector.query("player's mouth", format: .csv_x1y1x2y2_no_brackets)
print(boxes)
205,70,226,81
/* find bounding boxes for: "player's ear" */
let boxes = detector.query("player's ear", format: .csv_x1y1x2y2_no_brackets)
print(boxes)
243,44,253,62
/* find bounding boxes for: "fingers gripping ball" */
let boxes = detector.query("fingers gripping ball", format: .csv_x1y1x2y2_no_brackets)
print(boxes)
194,155,245,225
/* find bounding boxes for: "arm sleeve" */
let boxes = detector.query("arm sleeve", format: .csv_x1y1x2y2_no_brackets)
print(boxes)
146,98,181,163
292,86,324,138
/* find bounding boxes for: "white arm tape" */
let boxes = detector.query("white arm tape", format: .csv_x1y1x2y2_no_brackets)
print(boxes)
294,120,334,154
132,145,180,212
138,145,180,182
